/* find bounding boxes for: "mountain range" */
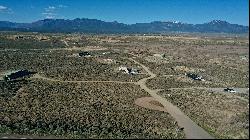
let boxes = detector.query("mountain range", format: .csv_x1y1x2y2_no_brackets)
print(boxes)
0,18,248,34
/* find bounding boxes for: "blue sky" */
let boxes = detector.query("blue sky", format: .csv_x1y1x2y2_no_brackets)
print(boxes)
0,0,249,25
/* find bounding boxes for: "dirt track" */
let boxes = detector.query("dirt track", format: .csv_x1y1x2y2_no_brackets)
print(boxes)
130,58,214,139
5,58,214,139
31,74,135,84
62,40,69,47
0,134,60,139
170,87,249,94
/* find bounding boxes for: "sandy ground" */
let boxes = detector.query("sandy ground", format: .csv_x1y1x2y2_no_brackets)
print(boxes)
130,58,214,139
2,58,214,139
135,97,167,112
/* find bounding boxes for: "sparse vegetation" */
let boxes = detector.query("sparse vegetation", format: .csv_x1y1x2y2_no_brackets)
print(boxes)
0,80,184,139
0,32,248,139
158,89,249,139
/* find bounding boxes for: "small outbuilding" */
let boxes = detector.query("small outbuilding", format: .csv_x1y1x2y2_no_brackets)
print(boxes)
15,36,24,40
185,73,205,81
79,52,91,57
127,68,139,75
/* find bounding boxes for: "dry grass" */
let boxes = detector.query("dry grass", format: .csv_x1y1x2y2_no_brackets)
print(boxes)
159,89,249,139
0,80,184,139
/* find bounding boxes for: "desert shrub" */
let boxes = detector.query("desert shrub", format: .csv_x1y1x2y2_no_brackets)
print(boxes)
0,80,184,138
159,89,249,139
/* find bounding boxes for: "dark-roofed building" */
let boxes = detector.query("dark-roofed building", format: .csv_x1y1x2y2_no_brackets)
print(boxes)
185,73,205,81
79,51,91,57
3,70,35,81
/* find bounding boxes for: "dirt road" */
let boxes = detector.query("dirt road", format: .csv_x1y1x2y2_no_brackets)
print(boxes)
170,87,249,94
31,74,135,84
62,40,69,47
130,58,214,139
0,134,60,139
170,87,249,102
3,58,214,139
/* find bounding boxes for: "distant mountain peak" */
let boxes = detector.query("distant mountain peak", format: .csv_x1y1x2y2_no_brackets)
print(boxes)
151,20,183,24
168,20,181,24
0,18,248,33
207,20,229,24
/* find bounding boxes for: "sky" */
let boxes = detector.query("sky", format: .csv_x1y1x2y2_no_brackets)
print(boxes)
0,0,249,25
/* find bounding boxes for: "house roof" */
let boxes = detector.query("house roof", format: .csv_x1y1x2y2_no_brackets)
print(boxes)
4,70,23,76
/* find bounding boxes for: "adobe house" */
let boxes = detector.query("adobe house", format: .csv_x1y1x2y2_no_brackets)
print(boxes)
119,66,139,75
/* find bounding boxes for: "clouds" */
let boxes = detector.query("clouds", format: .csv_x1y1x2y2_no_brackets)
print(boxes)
45,6,56,12
42,12,57,19
0,5,7,10
42,5,67,19
0,5,13,14
43,6,57,18
58,5,68,8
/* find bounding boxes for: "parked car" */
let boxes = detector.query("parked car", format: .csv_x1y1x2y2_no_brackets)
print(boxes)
224,88,236,93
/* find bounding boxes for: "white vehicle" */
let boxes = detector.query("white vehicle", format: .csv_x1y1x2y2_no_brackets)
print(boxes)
224,88,236,93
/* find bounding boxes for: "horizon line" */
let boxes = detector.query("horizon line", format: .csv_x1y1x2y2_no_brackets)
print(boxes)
1,18,249,26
